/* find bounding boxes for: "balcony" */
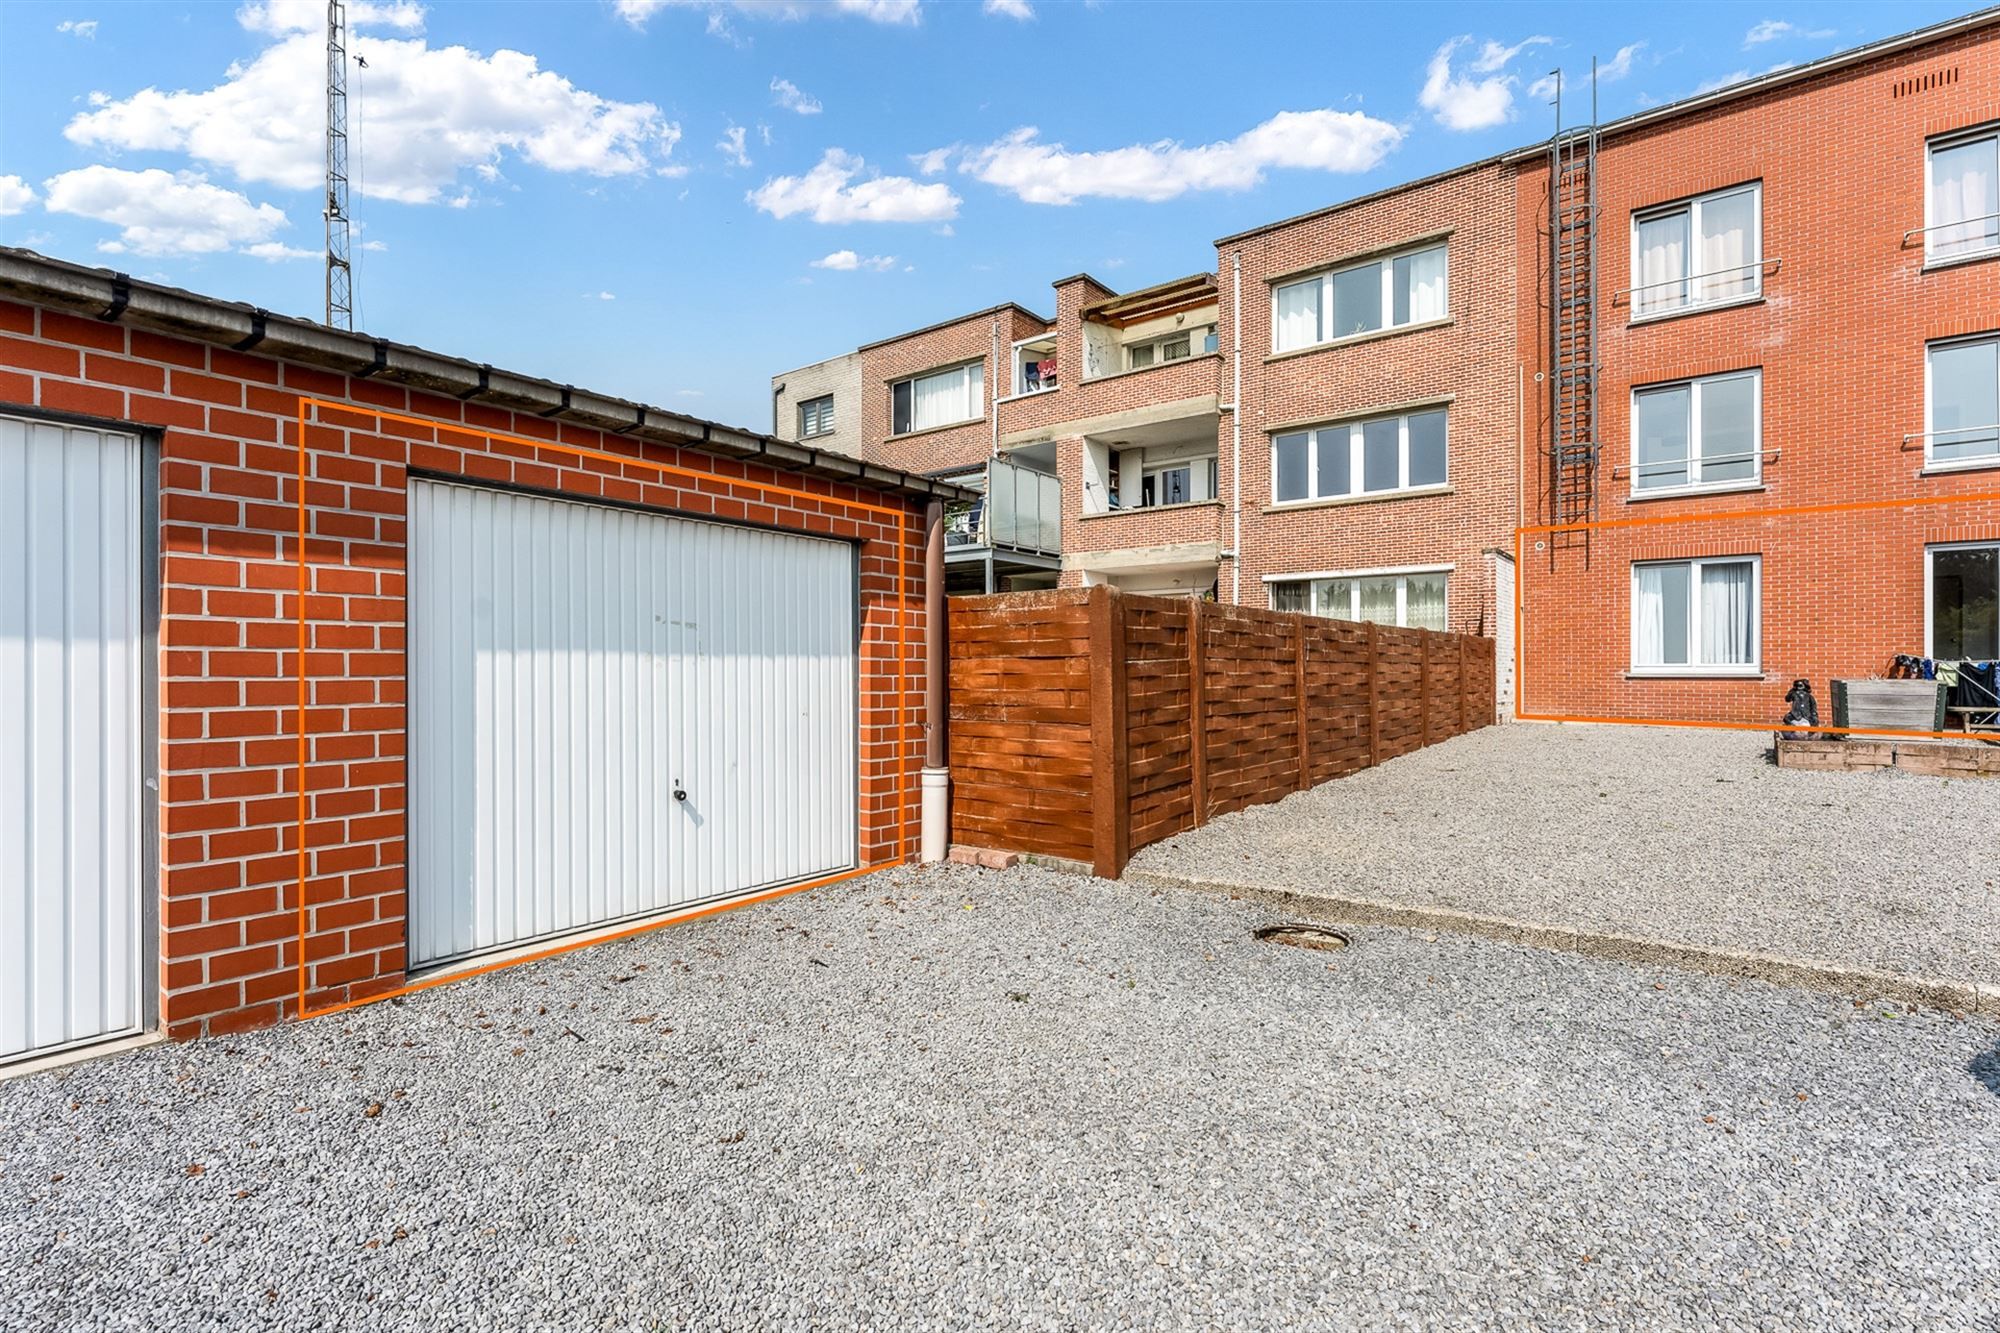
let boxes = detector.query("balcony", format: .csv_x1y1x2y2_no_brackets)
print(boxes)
942,455,1062,594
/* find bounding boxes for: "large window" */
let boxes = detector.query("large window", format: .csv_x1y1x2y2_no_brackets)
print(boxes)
1930,543,1999,660
1269,569,1448,633
1631,183,1761,319
1272,243,1447,353
1127,331,1191,371
1631,557,1760,674
1271,407,1447,504
1927,127,1999,262
891,362,984,435
1927,335,2000,468
1631,370,1760,493
1139,457,1217,507
797,394,834,439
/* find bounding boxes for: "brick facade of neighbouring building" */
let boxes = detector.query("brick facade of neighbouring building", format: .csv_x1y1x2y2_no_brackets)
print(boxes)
1515,16,2000,726
1,255,945,1043
1216,158,1522,637
857,304,1050,476
772,8,2000,732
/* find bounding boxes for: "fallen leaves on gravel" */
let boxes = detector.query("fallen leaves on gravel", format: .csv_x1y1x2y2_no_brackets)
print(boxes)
185,1164,204,1177
363,1102,384,1119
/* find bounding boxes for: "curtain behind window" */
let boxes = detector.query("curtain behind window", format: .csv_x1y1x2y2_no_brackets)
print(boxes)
1697,191,1756,303
1405,574,1447,632
1395,247,1448,325
1698,562,1754,666
1932,138,1999,258
1275,281,1320,352
1635,212,1689,316
912,365,980,431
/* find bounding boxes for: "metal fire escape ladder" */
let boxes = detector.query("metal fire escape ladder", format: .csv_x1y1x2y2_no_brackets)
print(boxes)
1547,68,1599,552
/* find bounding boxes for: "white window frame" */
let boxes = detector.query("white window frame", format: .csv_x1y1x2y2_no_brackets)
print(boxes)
890,361,984,436
1264,564,1451,632
1138,456,1217,508
1628,183,1763,321
1926,541,2000,660
1269,242,1449,354
1924,125,2000,265
1126,330,1193,372
1269,407,1449,505
797,394,834,439
1629,555,1762,677
1628,369,1763,497
1924,332,2000,472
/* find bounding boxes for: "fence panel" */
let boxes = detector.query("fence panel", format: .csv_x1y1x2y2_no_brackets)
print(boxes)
948,588,1496,877
947,591,1096,863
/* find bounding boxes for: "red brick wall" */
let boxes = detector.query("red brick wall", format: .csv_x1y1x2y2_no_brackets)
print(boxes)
1219,160,1521,635
859,311,1020,475
1,296,929,1039
1516,24,2000,723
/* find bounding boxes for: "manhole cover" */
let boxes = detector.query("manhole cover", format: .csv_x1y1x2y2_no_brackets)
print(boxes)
1253,923,1350,952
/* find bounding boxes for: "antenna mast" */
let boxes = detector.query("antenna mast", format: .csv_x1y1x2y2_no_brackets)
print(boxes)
324,0,354,330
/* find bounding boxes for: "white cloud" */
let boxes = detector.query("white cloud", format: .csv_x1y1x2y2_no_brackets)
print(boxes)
42,166,297,257
984,0,1033,18
57,18,99,38
810,249,896,271
360,238,389,251
717,124,751,167
1528,42,1645,101
748,148,959,223
243,241,316,261
956,109,1402,206
65,21,684,205
585,290,616,300
1744,19,1836,48
1420,34,1552,131
909,146,953,175
0,175,36,216
757,122,772,146
675,388,704,398
770,77,822,115
616,0,920,31
238,0,425,34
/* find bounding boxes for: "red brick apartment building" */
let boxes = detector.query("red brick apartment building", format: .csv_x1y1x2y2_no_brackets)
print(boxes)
778,8,2000,732
1516,10,2000,727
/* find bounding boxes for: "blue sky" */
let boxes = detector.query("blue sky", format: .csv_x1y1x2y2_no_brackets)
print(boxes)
0,0,1975,429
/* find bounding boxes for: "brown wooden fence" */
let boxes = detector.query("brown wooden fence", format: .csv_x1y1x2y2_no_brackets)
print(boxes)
948,586,1497,878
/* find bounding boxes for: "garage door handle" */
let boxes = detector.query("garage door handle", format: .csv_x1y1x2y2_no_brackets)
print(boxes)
672,783,688,803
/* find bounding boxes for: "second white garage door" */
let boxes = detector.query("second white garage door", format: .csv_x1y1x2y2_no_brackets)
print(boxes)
407,479,858,968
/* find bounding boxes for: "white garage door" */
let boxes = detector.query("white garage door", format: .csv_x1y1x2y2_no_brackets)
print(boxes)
407,479,858,967
1,414,151,1063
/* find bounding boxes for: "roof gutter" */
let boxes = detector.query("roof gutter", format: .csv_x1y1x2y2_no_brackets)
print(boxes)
0,247,975,505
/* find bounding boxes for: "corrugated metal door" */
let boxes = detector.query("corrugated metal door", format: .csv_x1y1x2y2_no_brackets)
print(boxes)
407,479,858,967
1,414,152,1063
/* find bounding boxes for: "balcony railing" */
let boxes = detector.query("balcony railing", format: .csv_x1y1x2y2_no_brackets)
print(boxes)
946,456,1061,555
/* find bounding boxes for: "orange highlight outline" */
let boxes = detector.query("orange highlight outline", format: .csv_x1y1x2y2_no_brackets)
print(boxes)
1512,486,2000,741
291,396,917,1022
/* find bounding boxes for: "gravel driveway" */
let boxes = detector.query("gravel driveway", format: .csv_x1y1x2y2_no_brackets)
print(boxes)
1131,722,2000,990
5,863,1998,1331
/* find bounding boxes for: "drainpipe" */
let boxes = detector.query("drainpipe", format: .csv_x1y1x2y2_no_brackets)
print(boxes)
1229,250,1243,605
990,315,1002,460
920,498,950,863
